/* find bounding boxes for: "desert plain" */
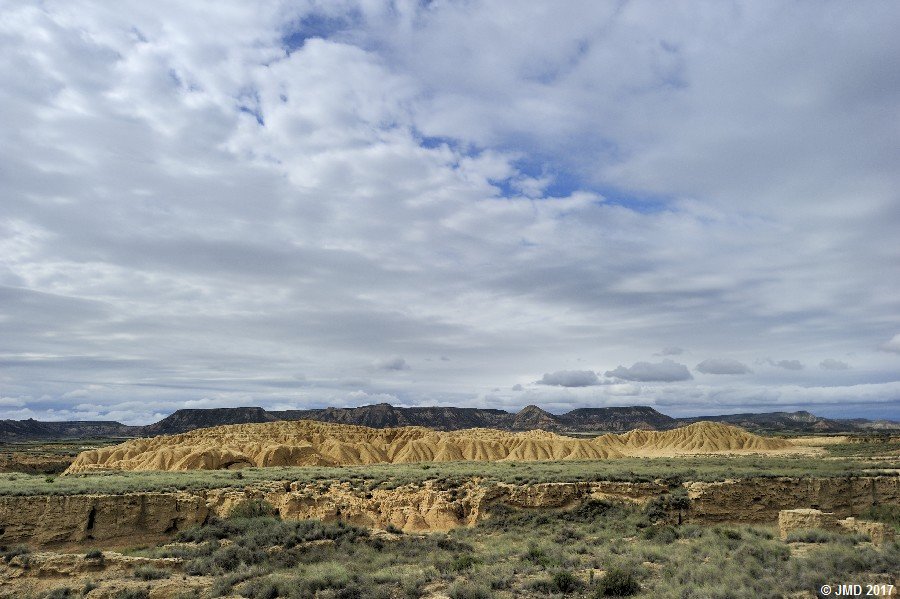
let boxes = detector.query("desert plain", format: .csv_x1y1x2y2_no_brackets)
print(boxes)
0,419,897,599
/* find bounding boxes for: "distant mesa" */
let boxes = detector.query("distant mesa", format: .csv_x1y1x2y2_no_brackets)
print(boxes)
64,420,793,473
2,403,896,443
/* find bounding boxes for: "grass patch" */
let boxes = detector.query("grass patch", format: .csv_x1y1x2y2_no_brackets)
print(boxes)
824,441,900,457
860,504,900,531
0,454,895,496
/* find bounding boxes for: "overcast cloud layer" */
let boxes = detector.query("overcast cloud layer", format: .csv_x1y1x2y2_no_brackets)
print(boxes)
1,1,899,424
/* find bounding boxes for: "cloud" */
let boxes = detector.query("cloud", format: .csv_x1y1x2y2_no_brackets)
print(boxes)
0,3,897,422
880,334,900,354
655,347,684,356
511,383,523,391
538,370,600,387
605,360,692,382
373,357,410,371
696,358,752,375
819,359,850,371
769,359,803,371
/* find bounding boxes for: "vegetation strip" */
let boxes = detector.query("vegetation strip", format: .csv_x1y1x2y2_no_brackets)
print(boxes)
1,454,896,496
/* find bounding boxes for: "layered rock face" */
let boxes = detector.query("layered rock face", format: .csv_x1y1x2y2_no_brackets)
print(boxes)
778,508,895,545
0,480,667,546
0,492,209,546
3,475,894,547
687,476,900,523
65,420,792,473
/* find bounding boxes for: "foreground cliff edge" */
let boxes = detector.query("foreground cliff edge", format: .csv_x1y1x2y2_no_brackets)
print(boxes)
64,420,794,473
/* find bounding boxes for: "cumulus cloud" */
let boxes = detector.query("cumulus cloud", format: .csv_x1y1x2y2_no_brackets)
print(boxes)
0,2,898,422
373,357,410,371
819,359,850,371
538,370,600,387
696,358,752,375
880,334,900,354
605,360,692,382
511,384,523,391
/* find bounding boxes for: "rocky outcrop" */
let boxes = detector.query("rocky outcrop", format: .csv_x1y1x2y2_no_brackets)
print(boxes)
1,551,208,599
778,508,837,537
839,517,896,545
5,476,893,547
0,492,209,546
64,420,792,473
0,480,667,546
265,480,668,532
686,476,900,523
778,509,895,546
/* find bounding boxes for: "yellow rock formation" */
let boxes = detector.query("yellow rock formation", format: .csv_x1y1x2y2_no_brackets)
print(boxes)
64,420,792,473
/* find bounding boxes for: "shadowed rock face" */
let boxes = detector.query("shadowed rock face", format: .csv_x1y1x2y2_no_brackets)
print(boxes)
140,407,278,436
687,476,900,524
64,420,791,473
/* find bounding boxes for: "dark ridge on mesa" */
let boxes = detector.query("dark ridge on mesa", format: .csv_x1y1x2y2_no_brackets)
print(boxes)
2,404,898,442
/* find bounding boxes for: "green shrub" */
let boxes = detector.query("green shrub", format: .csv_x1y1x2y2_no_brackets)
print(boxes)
785,528,867,545
240,578,280,599
642,525,678,544
597,567,640,597
228,498,277,520
43,588,72,599
524,543,551,566
133,565,170,580
785,528,838,543
291,561,352,595
114,590,149,599
447,581,492,599
483,563,515,590
84,549,104,560
861,504,900,530
452,553,479,571
553,527,584,543
1,544,31,563
552,570,582,593
527,578,556,594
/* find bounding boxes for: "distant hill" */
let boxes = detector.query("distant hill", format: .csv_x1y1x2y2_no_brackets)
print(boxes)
2,404,897,442
273,404,511,430
141,407,278,436
276,403,678,432
562,406,677,431
0,418,139,442
677,410,849,433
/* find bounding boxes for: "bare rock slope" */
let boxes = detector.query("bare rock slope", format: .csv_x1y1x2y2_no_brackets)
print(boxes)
65,420,792,473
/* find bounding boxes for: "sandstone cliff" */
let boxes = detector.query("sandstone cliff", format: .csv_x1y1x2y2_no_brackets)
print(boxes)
3,475,895,547
686,475,900,523
0,479,668,546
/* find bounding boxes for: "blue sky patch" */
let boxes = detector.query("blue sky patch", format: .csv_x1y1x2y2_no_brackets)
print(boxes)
282,13,356,53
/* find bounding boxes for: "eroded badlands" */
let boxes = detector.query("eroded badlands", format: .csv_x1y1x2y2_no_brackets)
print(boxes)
65,420,793,473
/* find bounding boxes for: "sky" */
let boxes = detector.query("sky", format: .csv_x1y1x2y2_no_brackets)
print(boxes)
1,1,899,425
